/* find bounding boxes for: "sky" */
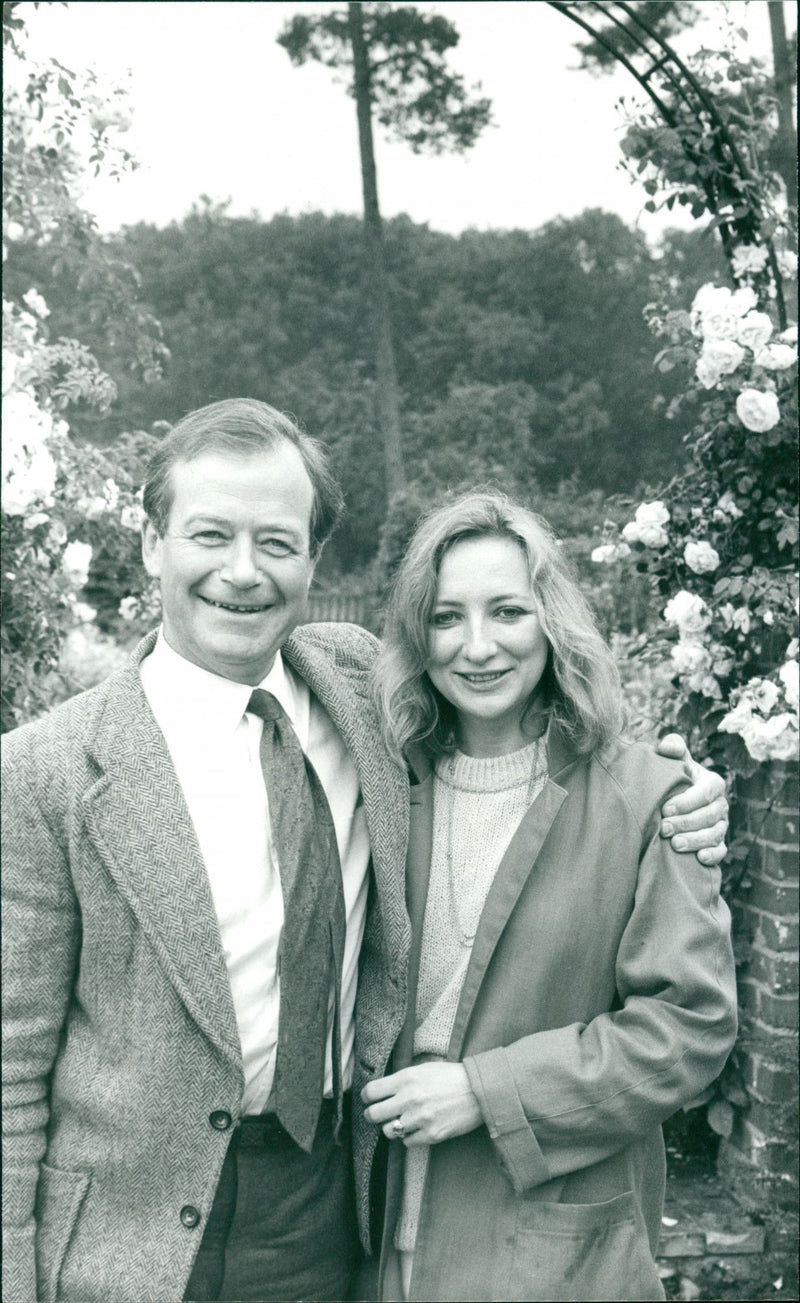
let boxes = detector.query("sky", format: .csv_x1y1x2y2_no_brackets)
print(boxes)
15,0,793,242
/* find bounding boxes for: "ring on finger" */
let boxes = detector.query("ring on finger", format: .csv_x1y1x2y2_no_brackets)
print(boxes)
390,1117,405,1139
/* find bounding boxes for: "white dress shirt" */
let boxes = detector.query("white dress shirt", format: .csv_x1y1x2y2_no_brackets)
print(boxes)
140,630,371,1113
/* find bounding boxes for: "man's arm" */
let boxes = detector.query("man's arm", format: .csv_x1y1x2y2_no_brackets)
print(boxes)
655,733,728,865
2,730,79,1303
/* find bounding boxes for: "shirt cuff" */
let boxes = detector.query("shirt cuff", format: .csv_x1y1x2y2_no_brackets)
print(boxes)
464,1048,551,1194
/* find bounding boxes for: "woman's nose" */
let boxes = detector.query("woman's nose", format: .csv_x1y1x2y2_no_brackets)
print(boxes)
463,620,496,661
219,538,261,587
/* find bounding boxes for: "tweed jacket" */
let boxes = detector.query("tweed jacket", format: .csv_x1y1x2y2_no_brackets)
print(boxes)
1,625,410,1303
371,729,737,1302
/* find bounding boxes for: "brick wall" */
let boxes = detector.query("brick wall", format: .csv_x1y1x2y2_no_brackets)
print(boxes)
718,761,799,1209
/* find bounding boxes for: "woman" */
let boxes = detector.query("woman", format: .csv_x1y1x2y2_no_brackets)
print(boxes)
361,490,737,1303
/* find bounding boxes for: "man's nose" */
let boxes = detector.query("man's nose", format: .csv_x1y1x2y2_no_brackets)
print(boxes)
219,538,262,587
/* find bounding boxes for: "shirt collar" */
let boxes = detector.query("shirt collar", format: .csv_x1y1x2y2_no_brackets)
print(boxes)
145,628,298,735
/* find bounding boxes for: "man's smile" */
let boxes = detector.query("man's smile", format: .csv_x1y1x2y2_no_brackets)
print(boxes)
199,596,273,614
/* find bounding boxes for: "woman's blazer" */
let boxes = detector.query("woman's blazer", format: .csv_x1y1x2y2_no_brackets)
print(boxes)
375,727,737,1303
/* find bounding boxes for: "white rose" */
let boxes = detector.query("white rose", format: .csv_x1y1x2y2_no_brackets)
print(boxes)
731,244,769,278
779,660,799,713
719,697,754,736
621,520,641,544
711,647,735,678
671,641,712,675
752,679,780,715
777,324,797,346
736,388,780,433
777,251,798,280
120,503,144,531
713,491,742,522
754,343,796,371
73,601,97,624
637,522,669,548
22,288,50,319
23,511,50,530
736,311,773,352
591,544,617,564
118,595,139,622
743,713,798,763
663,590,710,634
684,540,721,574
731,607,751,634
635,501,670,527
61,540,93,589
696,339,745,387
687,671,722,700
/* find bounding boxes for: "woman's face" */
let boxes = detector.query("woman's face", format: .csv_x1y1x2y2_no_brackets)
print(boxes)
426,534,550,757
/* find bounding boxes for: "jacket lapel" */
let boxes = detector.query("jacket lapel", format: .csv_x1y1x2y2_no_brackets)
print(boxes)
447,729,578,1059
283,629,411,984
82,635,241,1067
394,753,433,1067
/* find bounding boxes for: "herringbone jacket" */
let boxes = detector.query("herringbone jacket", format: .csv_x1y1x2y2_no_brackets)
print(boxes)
1,625,411,1303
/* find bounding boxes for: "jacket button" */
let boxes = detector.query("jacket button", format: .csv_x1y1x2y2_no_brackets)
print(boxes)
180,1205,201,1229
209,1110,232,1131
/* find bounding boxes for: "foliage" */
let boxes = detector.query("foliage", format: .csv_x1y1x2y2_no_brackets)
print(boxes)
1,6,164,730
570,1,700,76
278,2,492,154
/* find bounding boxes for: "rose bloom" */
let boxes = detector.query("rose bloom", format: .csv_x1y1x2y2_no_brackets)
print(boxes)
637,522,669,548
691,284,756,339
713,491,743,522
731,244,769,278
684,540,721,574
61,540,93,589
671,641,712,675
687,671,723,700
120,502,145,531
743,713,798,763
635,501,670,527
736,388,780,433
663,590,710,634
779,660,799,713
754,343,796,371
736,311,773,352
777,251,798,280
22,288,50,319
118,595,139,622
751,679,780,715
777,324,797,346
696,339,745,388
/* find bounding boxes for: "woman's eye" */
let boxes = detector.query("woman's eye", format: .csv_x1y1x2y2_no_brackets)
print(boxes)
495,607,526,620
431,611,458,628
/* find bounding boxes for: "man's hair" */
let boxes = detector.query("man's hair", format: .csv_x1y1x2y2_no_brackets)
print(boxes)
372,488,622,762
142,398,344,559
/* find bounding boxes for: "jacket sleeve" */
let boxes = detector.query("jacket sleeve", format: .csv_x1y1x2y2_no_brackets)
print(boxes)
463,794,737,1196
2,730,80,1302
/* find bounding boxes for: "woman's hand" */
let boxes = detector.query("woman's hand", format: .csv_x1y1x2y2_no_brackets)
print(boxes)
361,1061,483,1147
655,733,728,865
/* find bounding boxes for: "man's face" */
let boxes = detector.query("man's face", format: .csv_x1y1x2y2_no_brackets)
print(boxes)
142,443,316,684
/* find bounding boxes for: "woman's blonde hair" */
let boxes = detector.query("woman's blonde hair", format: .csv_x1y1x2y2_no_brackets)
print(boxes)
373,489,622,763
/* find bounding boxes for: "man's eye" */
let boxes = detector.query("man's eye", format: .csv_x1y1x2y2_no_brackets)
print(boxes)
258,539,294,556
193,530,226,543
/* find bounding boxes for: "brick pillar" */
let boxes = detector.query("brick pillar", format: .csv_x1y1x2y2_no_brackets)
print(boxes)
718,760,799,1209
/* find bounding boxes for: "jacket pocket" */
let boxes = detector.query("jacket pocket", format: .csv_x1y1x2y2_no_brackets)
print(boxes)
34,1162,92,1303
505,1191,663,1302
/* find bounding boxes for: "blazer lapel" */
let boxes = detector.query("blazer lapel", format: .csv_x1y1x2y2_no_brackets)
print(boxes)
394,759,433,1068
283,630,411,984
448,730,578,1059
82,638,241,1067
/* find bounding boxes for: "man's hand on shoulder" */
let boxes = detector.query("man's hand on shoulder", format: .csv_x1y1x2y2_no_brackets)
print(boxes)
655,733,728,866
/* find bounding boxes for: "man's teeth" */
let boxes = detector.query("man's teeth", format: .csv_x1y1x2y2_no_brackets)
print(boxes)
203,598,269,613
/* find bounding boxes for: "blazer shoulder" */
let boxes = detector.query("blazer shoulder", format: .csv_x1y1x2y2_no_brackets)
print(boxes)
591,736,692,833
289,620,379,672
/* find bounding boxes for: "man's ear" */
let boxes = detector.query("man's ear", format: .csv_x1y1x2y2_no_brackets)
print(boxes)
141,519,163,579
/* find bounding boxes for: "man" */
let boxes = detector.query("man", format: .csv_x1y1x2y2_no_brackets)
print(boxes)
2,399,728,1303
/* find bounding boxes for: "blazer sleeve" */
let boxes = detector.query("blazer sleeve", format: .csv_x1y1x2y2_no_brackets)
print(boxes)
2,729,81,1302
463,791,738,1196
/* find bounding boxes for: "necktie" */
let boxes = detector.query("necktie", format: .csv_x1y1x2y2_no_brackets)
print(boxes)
247,689,346,1152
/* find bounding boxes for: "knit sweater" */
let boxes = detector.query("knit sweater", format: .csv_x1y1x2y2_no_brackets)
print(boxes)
395,738,548,1253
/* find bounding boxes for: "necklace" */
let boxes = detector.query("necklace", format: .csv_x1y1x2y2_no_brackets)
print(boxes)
440,740,548,947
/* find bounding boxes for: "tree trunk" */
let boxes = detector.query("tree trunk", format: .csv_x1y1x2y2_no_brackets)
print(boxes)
347,0,406,503
767,0,798,232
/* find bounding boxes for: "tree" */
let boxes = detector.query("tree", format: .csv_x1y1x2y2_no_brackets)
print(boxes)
277,2,491,507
